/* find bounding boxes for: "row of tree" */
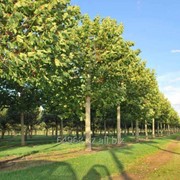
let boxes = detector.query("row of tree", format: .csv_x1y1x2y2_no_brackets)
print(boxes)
0,0,179,150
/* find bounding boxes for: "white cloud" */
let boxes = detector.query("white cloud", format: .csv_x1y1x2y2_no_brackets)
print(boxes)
171,49,180,53
158,71,180,115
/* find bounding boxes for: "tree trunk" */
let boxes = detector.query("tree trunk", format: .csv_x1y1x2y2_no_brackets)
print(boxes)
1,130,5,139
160,122,163,136
167,124,170,135
117,105,121,144
135,120,139,142
104,119,107,136
163,123,166,134
46,128,48,136
124,124,127,135
52,128,54,136
25,126,28,141
152,118,155,138
21,112,25,146
127,128,130,135
85,96,91,151
76,125,79,138
145,120,148,140
60,119,63,137
81,124,84,137
157,121,160,136
55,120,58,137
131,121,134,136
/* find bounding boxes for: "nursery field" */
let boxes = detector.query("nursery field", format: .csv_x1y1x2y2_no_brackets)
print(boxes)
0,133,179,180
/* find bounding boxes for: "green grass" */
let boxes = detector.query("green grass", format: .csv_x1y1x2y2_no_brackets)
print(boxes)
0,134,144,158
146,138,180,180
0,133,179,180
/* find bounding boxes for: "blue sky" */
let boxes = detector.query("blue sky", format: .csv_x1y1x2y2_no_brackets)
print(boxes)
71,0,180,115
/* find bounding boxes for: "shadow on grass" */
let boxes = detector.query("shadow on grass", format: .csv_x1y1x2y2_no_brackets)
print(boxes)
0,150,40,169
0,142,135,179
0,160,78,180
146,143,180,155
82,165,112,180
109,147,133,180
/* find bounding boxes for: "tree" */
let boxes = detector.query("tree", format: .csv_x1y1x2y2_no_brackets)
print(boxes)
72,16,142,150
0,0,81,144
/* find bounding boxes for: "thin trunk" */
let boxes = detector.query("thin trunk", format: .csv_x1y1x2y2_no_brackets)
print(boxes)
104,119,107,136
124,124,127,135
21,112,25,146
76,125,79,138
127,128,130,135
135,120,139,142
163,123,166,134
85,96,91,151
1,130,5,139
157,121,160,136
117,105,121,144
46,128,48,136
25,126,28,141
145,120,148,140
131,121,134,136
152,118,155,138
52,127,54,136
55,120,58,137
30,125,33,138
160,122,163,136
60,119,63,137
167,124,170,135
81,124,84,137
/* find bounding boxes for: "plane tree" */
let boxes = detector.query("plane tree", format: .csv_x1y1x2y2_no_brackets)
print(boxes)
0,0,81,144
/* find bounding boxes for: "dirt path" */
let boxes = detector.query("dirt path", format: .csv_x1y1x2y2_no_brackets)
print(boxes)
112,138,180,180
0,138,179,179
0,148,97,171
0,144,125,171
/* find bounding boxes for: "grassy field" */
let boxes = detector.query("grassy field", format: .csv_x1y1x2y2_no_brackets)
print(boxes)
0,133,179,180
147,137,180,180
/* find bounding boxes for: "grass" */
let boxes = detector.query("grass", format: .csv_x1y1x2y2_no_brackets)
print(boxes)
0,133,179,180
0,134,141,158
146,138,180,180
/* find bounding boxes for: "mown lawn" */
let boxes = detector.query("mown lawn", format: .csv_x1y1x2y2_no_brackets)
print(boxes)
147,137,180,180
0,133,179,180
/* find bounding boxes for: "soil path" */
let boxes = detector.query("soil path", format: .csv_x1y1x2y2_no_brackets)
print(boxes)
112,138,180,180
0,138,179,179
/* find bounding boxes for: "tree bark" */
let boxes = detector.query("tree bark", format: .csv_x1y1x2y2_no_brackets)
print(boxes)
131,120,134,136
135,120,139,142
21,112,25,146
152,118,155,138
157,121,160,136
117,105,121,144
145,120,148,140
104,118,107,136
1,130,5,139
60,119,63,137
124,123,127,135
55,120,58,137
160,122,163,136
163,123,166,134
85,96,91,151
76,124,79,138
167,124,170,135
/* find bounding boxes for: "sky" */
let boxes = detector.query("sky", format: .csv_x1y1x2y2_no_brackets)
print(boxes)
71,0,180,115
